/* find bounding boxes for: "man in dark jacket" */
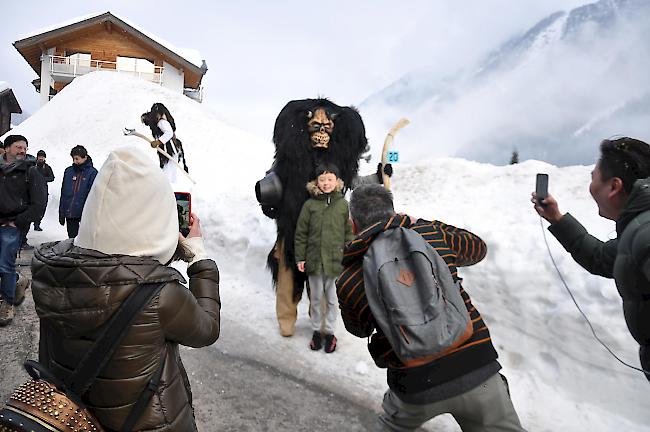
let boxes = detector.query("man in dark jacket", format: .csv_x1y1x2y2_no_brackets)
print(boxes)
338,185,524,431
33,149,54,231
0,135,46,326
533,137,650,382
59,145,98,238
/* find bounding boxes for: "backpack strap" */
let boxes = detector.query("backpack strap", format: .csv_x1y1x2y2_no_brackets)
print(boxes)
120,350,167,432
66,282,165,396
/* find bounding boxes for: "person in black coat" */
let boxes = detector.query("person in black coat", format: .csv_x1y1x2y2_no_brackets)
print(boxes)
0,135,46,325
33,150,55,231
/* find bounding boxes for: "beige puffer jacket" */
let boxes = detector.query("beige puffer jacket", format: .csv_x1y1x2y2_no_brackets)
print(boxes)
32,239,220,432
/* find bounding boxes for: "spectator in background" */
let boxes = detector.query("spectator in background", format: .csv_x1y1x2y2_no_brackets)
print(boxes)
59,145,97,238
15,145,39,250
34,150,55,231
0,140,4,157
0,135,46,326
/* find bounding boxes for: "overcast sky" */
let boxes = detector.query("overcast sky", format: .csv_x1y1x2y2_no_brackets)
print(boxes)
2,0,588,135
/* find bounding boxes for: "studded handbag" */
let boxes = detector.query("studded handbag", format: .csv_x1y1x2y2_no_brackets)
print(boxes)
0,282,165,432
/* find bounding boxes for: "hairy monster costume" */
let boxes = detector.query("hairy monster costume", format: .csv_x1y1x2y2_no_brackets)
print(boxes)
256,98,386,336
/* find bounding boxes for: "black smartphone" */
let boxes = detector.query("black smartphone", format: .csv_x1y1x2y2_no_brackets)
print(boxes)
536,174,549,206
175,192,191,237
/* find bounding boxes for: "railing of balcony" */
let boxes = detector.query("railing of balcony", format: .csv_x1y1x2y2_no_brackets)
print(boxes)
45,55,164,85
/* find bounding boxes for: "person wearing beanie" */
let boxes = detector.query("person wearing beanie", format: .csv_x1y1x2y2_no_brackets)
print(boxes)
32,146,220,431
0,134,46,326
33,150,55,231
58,145,98,238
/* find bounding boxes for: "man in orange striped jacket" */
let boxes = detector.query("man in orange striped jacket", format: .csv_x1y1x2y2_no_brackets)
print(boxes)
337,185,525,431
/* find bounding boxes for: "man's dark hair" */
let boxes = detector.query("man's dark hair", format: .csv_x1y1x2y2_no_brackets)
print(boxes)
4,135,28,148
37,150,46,157
314,163,340,179
599,137,650,194
350,184,395,231
70,145,88,158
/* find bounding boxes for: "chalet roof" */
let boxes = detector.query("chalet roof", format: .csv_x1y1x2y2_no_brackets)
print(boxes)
0,83,23,114
14,11,207,88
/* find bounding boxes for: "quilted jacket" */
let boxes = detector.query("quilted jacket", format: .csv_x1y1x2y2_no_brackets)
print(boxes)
32,239,221,432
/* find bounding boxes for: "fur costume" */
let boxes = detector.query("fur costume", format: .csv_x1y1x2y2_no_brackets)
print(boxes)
261,98,368,303
141,103,189,173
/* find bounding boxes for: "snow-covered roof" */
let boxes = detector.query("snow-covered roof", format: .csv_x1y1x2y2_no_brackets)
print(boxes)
16,11,204,69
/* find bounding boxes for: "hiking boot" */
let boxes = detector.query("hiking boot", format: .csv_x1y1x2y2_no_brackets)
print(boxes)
309,331,322,350
14,273,30,306
324,334,337,353
0,301,14,326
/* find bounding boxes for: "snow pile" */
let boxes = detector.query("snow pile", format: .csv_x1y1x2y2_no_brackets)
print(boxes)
3,71,648,432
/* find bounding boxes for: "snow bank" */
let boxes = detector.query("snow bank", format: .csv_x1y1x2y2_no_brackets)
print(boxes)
3,71,648,432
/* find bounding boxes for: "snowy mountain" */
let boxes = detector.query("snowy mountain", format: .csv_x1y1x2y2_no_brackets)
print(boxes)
360,0,650,166
2,72,649,431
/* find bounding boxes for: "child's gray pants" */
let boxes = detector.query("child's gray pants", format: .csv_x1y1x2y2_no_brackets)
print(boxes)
308,273,337,334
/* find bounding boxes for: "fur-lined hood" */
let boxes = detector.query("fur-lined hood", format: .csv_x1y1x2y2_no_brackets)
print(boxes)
306,178,345,198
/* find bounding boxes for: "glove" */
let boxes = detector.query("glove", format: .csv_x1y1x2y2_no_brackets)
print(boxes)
180,236,209,266
376,163,393,183
151,139,162,149
59,215,65,226
262,205,279,219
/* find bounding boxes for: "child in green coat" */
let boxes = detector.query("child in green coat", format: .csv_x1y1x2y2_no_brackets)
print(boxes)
295,164,354,353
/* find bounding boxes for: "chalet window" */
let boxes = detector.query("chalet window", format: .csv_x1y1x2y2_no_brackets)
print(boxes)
68,53,91,67
116,56,155,73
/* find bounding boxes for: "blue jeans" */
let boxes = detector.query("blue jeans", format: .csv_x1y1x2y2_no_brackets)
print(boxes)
0,226,21,304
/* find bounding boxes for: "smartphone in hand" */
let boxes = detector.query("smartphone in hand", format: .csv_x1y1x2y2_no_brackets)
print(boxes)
175,192,191,237
536,174,549,206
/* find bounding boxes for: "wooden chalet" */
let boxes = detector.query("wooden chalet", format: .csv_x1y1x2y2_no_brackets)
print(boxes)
13,12,208,106
0,84,22,136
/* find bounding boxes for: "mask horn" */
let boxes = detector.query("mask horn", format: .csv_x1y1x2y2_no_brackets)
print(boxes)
307,110,313,119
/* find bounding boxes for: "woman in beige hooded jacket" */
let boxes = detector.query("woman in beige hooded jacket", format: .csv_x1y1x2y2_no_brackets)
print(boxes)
32,147,220,431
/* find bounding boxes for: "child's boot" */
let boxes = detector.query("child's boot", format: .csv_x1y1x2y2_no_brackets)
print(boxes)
309,331,322,350
324,334,337,353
